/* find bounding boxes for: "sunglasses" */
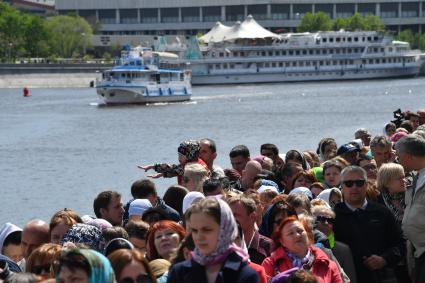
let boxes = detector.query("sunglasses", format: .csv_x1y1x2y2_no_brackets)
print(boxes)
316,216,335,225
343,179,366,188
120,274,152,283
31,264,51,275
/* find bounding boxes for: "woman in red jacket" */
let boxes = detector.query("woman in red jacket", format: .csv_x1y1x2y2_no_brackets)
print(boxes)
261,216,343,283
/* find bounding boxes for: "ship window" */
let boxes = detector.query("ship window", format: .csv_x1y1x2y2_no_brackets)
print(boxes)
333,61,337,65
323,38,327,43
219,52,224,57
389,47,393,52
269,51,273,56
302,50,307,55
299,62,304,67
265,63,270,67
272,63,276,67
348,49,352,53
383,59,386,63
323,49,327,54
306,61,311,66
336,49,340,54
374,36,378,41
380,48,384,52
279,62,283,67
282,51,287,55
348,37,352,42
309,50,314,55
354,37,358,42
262,51,266,56
336,38,340,42
367,37,371,41
215,64,221,69
369,59,373,64
329,38,334,42
285,62,290,67
289,50,294,55
230,64,234,69
223,64,228,69
320,61,324,66
326,61,330,66
329,49,334,54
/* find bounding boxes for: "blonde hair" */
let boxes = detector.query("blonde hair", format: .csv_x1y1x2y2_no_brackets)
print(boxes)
311,205,335,218
376,163,404,192
184,163,209,192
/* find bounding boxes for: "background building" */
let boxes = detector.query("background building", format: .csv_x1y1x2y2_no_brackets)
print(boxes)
55,0,425,47
8,0,55,14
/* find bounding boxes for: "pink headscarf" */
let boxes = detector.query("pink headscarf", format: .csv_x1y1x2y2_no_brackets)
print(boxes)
191,198,249,266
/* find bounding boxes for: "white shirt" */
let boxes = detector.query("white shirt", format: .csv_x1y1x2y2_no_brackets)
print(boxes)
345,199,368,211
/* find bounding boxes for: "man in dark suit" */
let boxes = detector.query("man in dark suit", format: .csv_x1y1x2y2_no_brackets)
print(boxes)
334,165,403,283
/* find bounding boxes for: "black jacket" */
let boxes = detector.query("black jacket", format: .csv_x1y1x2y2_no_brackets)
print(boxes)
334,202,403,283
167,252,259,283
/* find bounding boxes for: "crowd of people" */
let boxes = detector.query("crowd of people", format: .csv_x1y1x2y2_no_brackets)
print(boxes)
1,108,425,283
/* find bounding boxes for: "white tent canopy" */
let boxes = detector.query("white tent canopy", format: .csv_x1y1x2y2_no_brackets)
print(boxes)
199,15,281,43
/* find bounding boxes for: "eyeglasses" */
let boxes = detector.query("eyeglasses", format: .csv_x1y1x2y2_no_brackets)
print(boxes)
120,274,152,283
343,179,366,188
316,216,335,225
31,264,51,275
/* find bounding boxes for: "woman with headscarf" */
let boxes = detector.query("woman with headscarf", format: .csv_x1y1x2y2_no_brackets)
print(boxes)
262,216,343,283
167,197,259,283
55,248,116,283
139,140,208,185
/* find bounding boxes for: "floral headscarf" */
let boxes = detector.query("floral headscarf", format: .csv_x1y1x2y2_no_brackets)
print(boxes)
56,248,116,283
191,198,249,266
178,140,200,162
61,223,104,252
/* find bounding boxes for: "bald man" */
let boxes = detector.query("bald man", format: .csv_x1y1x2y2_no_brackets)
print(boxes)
21,219,49,261
241,160,262,191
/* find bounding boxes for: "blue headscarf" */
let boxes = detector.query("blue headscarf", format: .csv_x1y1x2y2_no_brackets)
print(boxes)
56,248,116,283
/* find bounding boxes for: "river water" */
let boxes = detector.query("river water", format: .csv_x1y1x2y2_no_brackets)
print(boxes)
1,78,424,226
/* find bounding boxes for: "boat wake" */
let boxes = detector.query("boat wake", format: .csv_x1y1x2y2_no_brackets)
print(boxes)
193,91,273,101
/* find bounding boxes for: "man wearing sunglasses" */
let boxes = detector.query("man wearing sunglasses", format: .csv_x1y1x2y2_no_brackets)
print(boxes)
395,135,425,283
334,166,403,283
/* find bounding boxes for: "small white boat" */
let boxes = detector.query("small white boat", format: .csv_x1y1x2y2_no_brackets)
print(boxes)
96,46,192,105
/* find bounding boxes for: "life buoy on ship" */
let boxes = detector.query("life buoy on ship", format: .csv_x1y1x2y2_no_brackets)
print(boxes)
23,87,30,97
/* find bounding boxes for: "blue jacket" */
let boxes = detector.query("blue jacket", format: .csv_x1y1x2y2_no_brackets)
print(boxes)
167,252,259,283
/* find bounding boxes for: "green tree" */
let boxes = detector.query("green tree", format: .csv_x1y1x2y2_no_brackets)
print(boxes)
345,13,366,31
297,12,332,32
418,34,425,51
22,14,50,57
332,18,349,31
0,3,26,61
396,29,418,49
363,15,385,31
46,15,93,58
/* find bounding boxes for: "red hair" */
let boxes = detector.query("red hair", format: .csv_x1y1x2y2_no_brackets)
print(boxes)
146,220,186,260
271,216,313,248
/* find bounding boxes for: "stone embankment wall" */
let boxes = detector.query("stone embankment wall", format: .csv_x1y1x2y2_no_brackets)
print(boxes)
0,64,111,88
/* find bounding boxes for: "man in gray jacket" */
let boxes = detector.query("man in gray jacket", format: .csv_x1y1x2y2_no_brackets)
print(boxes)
395,135,425,283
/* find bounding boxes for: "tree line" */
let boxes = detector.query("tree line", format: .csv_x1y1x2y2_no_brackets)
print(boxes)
1,3,425,62
0,2,92,62
297,12,425,50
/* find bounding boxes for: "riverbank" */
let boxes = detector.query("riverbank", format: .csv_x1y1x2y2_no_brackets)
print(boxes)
0,73,102,88
0,63,110,88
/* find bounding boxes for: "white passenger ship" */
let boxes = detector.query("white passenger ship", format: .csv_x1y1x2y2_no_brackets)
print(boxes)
182,15,424,85
96,46,191,105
